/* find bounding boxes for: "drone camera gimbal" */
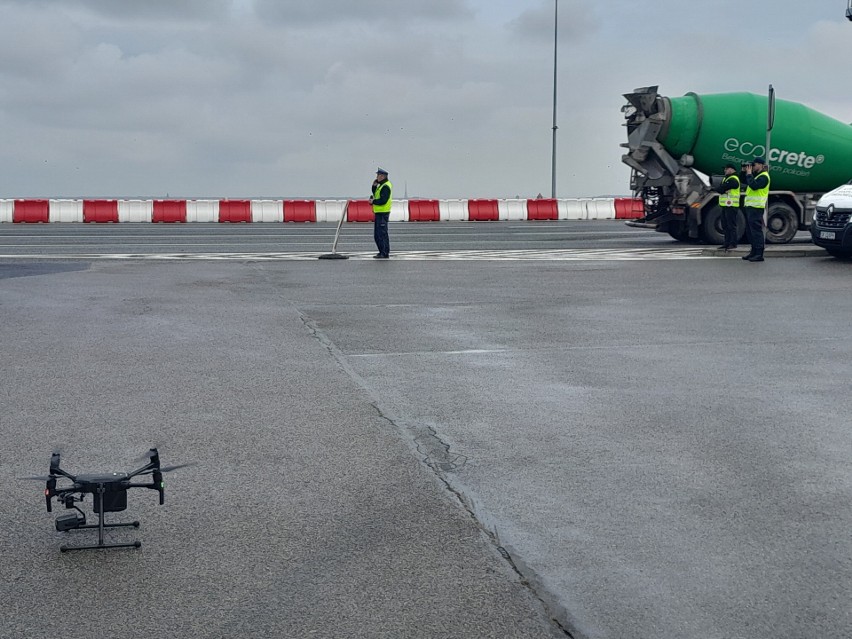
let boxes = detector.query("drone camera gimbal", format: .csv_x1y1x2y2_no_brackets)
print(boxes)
23,448,190,552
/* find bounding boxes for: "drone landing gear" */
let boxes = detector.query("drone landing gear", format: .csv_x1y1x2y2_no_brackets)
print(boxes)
59,489,142,553
60,519,141,552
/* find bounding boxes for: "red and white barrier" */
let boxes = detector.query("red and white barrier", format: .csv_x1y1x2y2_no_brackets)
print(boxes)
0,197,643,222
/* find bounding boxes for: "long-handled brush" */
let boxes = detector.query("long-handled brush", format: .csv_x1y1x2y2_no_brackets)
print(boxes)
318,201,350,260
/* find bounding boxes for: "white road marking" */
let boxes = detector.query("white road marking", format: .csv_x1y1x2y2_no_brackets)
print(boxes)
0,248,708,261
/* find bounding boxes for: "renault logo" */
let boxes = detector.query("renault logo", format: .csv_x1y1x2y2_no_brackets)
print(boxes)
827,204,835,218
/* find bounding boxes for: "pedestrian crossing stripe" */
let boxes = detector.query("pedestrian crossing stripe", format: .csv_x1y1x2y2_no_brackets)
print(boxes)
0,248,709,261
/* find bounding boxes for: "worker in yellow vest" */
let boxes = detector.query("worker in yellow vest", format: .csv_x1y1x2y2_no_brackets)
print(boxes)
370,168,393,259
718,162,741,251
742,156,770,262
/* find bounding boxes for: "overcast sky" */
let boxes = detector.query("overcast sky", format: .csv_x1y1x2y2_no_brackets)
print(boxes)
1,0,850,199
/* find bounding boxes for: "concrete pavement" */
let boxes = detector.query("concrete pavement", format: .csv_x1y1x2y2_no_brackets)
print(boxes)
0,261,563,639
702,243,828,258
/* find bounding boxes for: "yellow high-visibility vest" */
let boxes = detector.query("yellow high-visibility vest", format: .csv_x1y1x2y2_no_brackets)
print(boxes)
744,171,771,209
719,174,741,207
372,180,393,214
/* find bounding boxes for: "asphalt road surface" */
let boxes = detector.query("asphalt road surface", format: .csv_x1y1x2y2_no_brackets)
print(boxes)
1,222,849,639
0,219,798,258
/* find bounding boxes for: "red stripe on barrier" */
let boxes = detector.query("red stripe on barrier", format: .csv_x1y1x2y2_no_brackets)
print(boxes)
408,199,440,222
614,197,644,219
14,199,49,223
526,199,558,220
83,200,119,223
284,200,316,223
153,200,187,223
347,200,373,223
468,199,499,221
219,200,251,223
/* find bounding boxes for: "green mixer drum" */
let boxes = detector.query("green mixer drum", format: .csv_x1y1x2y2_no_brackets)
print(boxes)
661,92,852,192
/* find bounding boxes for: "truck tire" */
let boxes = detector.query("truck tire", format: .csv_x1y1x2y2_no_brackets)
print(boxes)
700,207,725,245
666,221,692,242
765,202,798,244
699,207,746,245
701,206,725,244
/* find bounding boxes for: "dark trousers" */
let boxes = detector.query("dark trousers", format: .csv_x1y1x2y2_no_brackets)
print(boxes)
744,207,765,256
374,213,390,257
722,206,740,247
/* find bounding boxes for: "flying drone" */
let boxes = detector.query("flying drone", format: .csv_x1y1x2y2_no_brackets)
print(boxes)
20,448,191,552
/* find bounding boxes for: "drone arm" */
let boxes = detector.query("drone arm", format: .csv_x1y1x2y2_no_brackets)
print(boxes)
125,461,156,480
126,472,165,505
52,467,76,482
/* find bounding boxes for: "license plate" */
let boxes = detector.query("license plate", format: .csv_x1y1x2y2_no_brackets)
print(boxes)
820,231,836,240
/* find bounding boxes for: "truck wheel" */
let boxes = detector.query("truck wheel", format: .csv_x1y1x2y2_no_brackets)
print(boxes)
765,203,798,244
666,221,691,242
699,207,725,245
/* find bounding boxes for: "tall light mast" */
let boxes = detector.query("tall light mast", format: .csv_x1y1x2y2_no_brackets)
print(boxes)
550,0,558,198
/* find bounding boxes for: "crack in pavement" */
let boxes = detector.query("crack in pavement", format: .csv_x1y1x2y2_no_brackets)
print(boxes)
298,309,575,638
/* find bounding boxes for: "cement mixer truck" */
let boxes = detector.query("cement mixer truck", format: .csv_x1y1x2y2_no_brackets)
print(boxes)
621,86,852,244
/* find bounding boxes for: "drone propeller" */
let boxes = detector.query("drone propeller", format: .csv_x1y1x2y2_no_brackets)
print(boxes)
19,468,61,512
134,461,196,476
159,462,195,473
131,447,194,473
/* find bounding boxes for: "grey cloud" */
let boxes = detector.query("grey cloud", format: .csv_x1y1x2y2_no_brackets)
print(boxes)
254,0,472,26
0,0,231,21
508,0,600,42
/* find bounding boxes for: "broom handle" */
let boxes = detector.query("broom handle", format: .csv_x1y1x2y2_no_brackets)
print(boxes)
330,201,349,254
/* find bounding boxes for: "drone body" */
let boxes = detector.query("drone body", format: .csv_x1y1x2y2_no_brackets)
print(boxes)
23,448,190,552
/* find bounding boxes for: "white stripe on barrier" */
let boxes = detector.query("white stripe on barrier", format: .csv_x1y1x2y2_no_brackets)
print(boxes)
186,200,218,223
389,200,408,222
498,199,527,221
560,199,585,220
315,199,346,223
439,199,467,221
251,200,283,223
118,200,153,223
0,200,13,223
584,198,616,220
50,199,83,223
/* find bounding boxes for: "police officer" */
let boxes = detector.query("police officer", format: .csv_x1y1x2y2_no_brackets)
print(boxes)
742,156,771,262
718,162,741,251
370,168,392,259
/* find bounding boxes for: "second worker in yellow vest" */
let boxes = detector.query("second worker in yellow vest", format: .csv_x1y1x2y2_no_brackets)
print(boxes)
742,156,771,263
718,162,742,251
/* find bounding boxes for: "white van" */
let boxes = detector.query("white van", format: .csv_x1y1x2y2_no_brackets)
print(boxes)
811,182,852,257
